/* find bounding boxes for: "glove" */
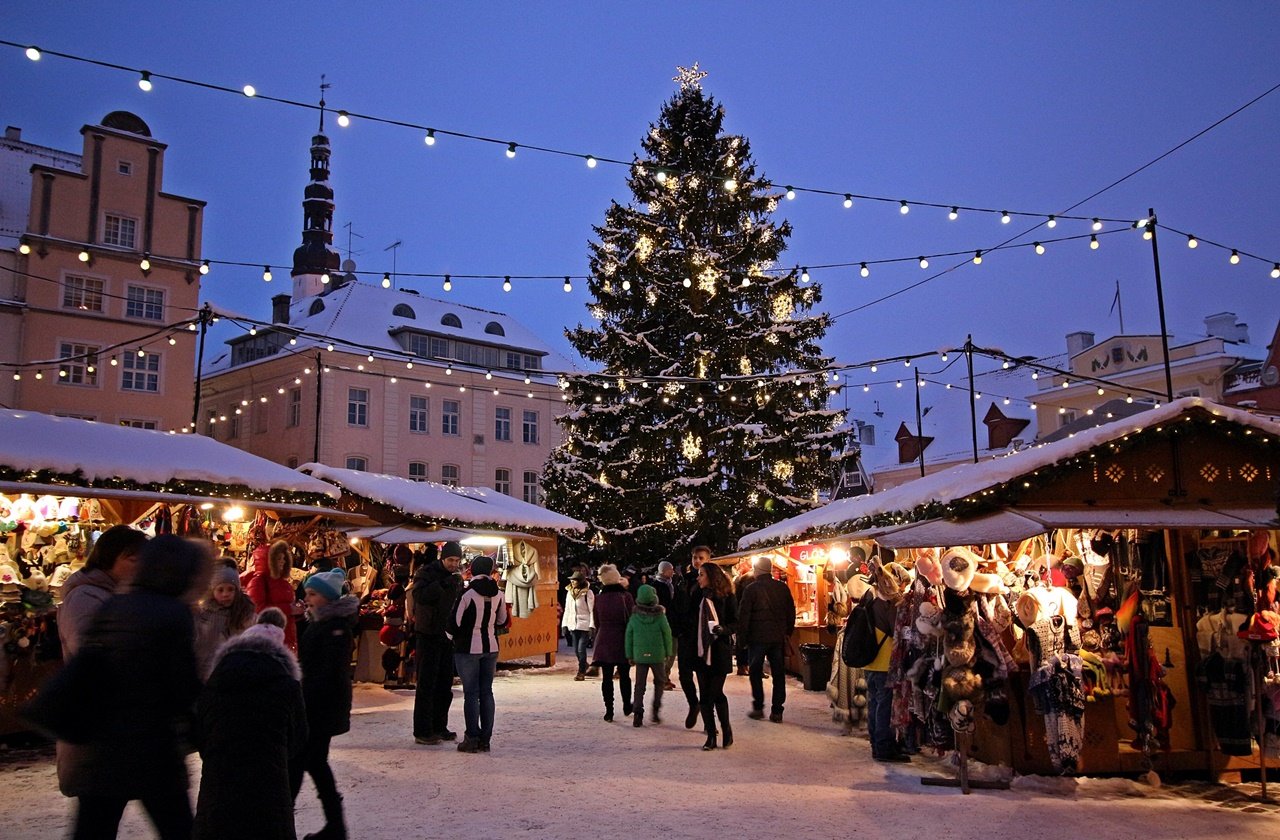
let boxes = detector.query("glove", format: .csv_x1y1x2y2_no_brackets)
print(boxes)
711,624,730,638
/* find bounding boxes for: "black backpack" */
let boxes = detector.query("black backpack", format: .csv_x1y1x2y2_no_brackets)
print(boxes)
841,592,887,668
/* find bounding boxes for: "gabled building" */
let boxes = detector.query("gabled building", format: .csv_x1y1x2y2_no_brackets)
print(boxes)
0,114,205,430
199,113,568,504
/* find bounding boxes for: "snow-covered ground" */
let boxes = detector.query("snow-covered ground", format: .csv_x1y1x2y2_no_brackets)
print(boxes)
2,652,1274,838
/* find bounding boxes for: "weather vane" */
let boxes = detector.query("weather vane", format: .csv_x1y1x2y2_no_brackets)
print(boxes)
674,62,708,90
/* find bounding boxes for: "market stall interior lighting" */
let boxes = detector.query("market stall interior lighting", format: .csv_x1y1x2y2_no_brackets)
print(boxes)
461,535,508,547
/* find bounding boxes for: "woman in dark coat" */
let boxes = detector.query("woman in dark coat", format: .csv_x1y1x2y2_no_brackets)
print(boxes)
694,562,737,750
291,568,358,840
70,535,212,840
195,608,307,840
591,563,636,722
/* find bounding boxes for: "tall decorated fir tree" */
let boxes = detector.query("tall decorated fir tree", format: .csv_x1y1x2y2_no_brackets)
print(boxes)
544,66,854,563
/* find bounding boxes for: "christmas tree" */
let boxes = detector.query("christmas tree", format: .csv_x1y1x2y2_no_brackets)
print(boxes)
544,65,854,562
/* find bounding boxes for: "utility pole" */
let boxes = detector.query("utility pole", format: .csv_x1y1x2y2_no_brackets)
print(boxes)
191,303,212,432
966,335,978,464
1144,209,1175,403
914,370,926,477
313,352,323,463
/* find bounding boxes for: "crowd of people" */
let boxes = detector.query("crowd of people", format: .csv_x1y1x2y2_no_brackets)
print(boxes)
40,529,807,838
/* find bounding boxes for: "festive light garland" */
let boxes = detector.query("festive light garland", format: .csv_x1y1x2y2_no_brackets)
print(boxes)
0,464,339,508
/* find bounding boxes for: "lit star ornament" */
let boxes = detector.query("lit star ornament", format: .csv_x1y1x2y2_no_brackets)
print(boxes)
673,63,708,90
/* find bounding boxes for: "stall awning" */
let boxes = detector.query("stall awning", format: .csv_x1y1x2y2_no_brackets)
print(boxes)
346,525,534,544
871,510,1048,549
1013,506,1279,530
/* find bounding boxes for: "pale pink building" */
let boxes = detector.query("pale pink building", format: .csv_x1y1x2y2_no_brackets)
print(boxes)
199,115,567,501
0,113,205,430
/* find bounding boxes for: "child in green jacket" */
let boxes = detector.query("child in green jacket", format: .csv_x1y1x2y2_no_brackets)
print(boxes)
625,584,674,727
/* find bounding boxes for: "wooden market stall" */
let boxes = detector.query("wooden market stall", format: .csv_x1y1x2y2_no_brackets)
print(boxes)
298,463,585,669
0,409,353,735
739,398,1280,779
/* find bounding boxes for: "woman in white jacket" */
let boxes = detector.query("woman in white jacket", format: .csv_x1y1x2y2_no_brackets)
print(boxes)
561,571,595,680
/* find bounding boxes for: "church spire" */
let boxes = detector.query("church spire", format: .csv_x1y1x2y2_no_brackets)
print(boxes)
291,76,340,299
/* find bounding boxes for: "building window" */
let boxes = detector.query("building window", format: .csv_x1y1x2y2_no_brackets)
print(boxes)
253,403,268,434
121,351,160,392
522,410,539,445
288,387,302,428
440,313,463,329
409,395,429,433
494,407,512,442
442,400,460,436
347,388,368,427
346,456,367,471
393,303,416,319
57,342,100,386
206,409,216,437
441,464,460,487
495,468,512,495
102,213,137,249
522,471,540,505
119,419,156,430
429,336,448,358
228,415,241,439
484,321,505,336
63,275,104,312
125,285,165,321
1059,410,1078,428
308,299,325,316
286,456,299,469
117,160,132,176
408,461,428,482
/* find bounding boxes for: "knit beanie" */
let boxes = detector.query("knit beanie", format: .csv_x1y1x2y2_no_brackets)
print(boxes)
636,584,658,606
304,567,346,601
441,541,464,560
211,564,241,590
470,556,495,576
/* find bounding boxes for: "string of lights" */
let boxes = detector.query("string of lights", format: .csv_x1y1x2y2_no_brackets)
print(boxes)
0,314,200,377
3,40,1142,228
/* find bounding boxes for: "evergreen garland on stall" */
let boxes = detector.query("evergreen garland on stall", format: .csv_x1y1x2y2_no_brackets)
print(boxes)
544,70,855,563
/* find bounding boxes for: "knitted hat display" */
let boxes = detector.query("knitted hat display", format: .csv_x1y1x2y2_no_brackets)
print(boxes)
470,555,495,576
304,567,347,601
940,547,980,592
915,549,944,586
441,541,464,560
597,563,623,587
969,569,1008,595
211,565,240,590
636,584,658,606
872,562,911,604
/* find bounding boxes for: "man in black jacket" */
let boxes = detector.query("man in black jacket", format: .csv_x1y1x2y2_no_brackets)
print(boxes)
737,557,796,723
671,545,712,728
409,542,464,745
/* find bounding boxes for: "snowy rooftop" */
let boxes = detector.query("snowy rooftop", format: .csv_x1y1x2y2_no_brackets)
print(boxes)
0,410,340,502
299,463,586,534
206,281,578,375
739,397,1280,549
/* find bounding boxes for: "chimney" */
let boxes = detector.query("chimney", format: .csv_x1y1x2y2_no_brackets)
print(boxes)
1204,312,1248,343
1065,331,1095,357
271,294,291,325
4,126,20,141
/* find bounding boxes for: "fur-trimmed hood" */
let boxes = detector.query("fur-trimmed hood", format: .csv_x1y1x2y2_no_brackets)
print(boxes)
208,626,301,681
634,602,666,617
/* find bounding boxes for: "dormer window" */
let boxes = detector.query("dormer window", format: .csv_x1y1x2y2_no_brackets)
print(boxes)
484,321,506,336
308,299,326,316
440,313,462,329
392,303,416,319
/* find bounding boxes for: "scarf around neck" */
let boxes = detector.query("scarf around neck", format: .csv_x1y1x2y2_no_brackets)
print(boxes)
697,595,721,665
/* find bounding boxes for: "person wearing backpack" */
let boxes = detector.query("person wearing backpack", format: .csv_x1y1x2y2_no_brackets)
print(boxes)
864,562,910,762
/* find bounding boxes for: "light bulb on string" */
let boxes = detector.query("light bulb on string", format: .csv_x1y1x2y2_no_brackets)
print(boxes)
167,336,176,346
199,260,210,275
381,273,391,288
445,364,453,376
18,241,31,255
585,155,597,168
843,195,853,209
859,263,869,278
870,364,878,373
898,200,909,215
326,343,334,352
36,370,44,379
1186,234,1198,249
1000,211,1011,224
800,267,810,283
621,279,631,291
505,142,517,158
904,359,912,367
503,276,512,292
242,84,256,97
948,207,958,221
1089,235,1099,250
390,377,397,384
262,266,272,282
424,129,436,146
138,71,153,92
564,277,572,292
1034,242,1045,255
367,354,375,362
1091,218,1102,232
78,249,90,263
485,371,493,380
1271,264,1280,279
524,374,531,385
972,251,982,265
249,326,257,335
918,257,929,269
682,277,692,288
25,46,41,61
139,254,151,271
288,337,297,346
896,380,903,388
443,275,452,292
655,169,667,183
137,348,146,357
1229,250,1240,265
862,384,869,392
336,111,350,127
723,178,737,192
785,186,796,200
1046,215,1057,229
109,356,118,366
321,272,330,284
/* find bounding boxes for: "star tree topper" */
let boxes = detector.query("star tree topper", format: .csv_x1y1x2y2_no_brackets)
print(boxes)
674,62,708,90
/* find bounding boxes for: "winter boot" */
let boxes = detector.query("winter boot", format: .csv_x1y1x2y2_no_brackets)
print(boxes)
633,710,644,727
303,794,347,840
651,701,662,724
748,707,765,720
603,702,614,722
684,704,699,729
622,699,634,717
702,724,718,751
717,698,733,748
575,672,586,681
586,665,599,677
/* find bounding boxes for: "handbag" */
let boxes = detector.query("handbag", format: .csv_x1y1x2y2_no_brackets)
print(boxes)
19,644,108,744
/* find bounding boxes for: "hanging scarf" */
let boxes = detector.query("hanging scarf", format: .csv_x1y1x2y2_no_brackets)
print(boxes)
698,595,721,665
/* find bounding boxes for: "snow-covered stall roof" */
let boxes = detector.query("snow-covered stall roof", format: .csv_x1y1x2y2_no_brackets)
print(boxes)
0,410,341,507
739,397,1280,549
299,464,585,534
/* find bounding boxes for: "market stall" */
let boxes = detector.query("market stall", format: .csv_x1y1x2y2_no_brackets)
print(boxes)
739,398,1280,779
298,464,585,671
0,409,352,734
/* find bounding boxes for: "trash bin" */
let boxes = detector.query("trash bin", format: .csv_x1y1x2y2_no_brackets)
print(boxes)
798,643,834,691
